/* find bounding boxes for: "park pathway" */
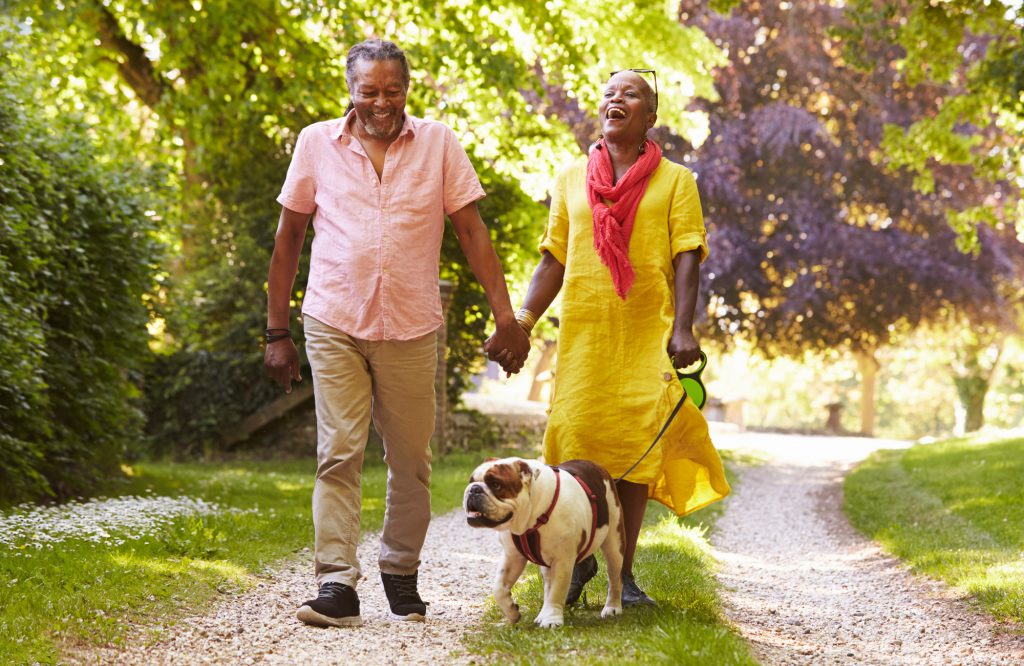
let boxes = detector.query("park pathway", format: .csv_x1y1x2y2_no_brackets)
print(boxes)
71,511,500,665
711,430,1024,666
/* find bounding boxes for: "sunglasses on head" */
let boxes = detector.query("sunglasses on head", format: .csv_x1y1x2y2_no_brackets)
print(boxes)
610,68,658,112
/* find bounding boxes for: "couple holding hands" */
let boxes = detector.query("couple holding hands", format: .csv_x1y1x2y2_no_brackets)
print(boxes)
264,38,729,628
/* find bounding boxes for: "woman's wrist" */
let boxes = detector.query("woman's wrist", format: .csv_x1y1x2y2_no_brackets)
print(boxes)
515,307,538,334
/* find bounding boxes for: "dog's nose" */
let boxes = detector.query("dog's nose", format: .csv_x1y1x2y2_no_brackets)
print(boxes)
468,484,485,495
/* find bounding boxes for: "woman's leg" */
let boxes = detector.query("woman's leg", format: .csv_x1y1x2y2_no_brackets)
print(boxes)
615,479,649,576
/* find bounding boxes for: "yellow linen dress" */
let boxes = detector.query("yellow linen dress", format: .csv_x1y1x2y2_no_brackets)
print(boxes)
540,157,730,516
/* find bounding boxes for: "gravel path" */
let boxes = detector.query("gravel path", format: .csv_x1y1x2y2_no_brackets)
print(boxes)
711,431,1024,666
68,428,1024,664
71,511,500,665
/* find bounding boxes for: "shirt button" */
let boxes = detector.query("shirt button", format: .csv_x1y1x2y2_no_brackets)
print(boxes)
663,372,673,381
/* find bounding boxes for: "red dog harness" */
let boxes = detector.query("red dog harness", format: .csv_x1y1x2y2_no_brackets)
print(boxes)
511,466,599,568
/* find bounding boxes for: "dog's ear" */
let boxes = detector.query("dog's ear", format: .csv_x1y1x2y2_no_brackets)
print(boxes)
485,456,499,462
517,460,533,483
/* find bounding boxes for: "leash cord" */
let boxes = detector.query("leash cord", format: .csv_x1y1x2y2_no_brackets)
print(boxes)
615,389,687,483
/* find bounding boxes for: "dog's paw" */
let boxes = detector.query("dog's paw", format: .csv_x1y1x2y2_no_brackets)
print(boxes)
600,605,622,619
534,611,564,628
502,603,521,625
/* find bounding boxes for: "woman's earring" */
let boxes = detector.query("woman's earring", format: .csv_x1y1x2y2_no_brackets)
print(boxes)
638,140,646,154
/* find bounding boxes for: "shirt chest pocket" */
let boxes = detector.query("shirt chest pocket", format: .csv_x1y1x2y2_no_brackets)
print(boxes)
388,167,443,223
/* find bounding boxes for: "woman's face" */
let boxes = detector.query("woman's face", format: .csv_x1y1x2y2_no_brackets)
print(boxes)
598,72,656,144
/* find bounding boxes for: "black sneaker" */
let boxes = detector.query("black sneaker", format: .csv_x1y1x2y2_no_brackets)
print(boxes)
622,572,656,607
381,572,427,622
564,554,598,606
296,581,362,627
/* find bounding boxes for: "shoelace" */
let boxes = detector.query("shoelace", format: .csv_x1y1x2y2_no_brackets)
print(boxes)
318,582,347,599
390,576,420,599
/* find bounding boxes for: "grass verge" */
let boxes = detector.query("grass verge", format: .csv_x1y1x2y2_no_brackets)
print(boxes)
0,451,481,665
844,434,1024,624
460,451,757,665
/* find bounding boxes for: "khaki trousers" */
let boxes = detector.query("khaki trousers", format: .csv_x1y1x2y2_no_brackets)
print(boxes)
303,316,437,588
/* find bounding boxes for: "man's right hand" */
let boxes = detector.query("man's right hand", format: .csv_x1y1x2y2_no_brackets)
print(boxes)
265,339,302,393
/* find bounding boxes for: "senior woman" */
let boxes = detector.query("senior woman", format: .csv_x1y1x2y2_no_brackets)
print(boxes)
497,69,730,606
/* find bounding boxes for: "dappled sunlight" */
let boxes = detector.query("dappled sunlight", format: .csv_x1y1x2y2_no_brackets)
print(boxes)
108,551,250,581
271,480,309,493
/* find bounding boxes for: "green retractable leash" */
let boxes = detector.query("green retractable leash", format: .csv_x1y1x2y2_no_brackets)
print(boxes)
676,350,708,410
616,351,709,482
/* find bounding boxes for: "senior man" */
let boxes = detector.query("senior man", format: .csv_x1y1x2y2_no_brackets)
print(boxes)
264,38,529,627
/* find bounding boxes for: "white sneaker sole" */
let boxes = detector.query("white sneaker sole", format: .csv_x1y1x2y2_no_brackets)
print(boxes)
296,605,363,627
388,611,426,623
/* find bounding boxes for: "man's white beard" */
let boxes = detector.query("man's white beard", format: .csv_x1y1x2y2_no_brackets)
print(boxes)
362,112,402,139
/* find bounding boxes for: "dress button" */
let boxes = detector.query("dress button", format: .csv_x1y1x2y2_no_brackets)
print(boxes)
663,372,673,381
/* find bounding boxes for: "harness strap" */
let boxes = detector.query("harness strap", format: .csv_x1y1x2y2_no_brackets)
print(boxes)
572,475,599,564
512,468,561,567
511,467,601,567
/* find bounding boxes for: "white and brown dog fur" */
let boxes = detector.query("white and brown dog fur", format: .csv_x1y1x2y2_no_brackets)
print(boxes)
463,456,625,628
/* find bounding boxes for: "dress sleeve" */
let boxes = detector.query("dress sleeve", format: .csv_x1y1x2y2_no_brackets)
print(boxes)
276,127,318,215
669,168,709,263
538,165,570,265
442,127,486,216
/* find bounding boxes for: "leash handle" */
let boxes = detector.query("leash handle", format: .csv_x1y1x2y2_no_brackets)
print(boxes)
615,389,687,483
675,350,708,410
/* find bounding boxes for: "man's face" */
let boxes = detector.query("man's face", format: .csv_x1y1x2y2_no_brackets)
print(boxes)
349,58,408,141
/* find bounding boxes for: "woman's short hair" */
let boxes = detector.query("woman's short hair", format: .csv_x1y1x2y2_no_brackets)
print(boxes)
345,39,411,90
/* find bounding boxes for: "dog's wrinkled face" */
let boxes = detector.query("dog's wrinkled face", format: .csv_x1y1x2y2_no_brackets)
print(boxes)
463,458,533,529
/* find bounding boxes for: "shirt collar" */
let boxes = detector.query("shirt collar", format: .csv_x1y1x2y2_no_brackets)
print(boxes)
332,111,419,142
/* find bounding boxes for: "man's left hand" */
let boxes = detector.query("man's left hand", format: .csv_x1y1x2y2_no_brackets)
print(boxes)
485,322,531,375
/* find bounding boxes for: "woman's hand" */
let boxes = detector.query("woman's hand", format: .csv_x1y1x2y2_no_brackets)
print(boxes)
485,321,530,376
668,327,701,369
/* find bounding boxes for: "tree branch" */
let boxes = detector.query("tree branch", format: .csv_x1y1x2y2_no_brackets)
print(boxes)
83,1,164,108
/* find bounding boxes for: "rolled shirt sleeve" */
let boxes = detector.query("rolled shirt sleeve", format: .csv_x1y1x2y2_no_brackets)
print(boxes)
669,168,709,263
539,165,570,264
277,128,318,215
442,128,486,216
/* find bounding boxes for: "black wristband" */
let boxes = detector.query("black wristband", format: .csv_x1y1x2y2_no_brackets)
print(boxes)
264,328,291,344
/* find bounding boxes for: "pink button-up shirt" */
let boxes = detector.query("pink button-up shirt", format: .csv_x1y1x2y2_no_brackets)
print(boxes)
277,113,485,340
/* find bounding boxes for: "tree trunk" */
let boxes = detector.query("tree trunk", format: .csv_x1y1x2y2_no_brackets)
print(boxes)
857,350,878,437
952,333,1003,435
528,339,557,402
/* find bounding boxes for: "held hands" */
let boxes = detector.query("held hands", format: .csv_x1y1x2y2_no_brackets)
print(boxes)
264,338,302,393
484,319,531,376
668,327,701,370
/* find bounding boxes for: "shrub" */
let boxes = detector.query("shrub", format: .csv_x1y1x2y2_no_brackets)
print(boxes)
0,40,162,503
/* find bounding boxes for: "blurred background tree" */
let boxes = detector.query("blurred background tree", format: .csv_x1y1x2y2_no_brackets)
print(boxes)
669,0,1023,434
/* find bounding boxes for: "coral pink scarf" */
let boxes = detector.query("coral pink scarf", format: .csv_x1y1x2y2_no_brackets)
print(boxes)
586,138,663,299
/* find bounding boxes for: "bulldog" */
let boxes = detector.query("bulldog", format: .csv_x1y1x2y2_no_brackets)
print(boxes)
463,456,625,628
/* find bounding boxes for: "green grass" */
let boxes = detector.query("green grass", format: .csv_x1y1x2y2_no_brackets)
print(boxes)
459,452,757,665
0,452,481,665
844,434,1024,624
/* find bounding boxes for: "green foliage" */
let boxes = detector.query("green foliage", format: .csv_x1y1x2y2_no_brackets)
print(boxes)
0,454,481,663
845,436,1024,623
9,0,723,455
0,29,162,502
837,0,1024,247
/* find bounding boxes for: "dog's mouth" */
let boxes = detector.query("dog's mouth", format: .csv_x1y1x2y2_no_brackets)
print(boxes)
466,510,512,528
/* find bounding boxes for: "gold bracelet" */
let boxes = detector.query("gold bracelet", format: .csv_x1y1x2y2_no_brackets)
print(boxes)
515,307,538,334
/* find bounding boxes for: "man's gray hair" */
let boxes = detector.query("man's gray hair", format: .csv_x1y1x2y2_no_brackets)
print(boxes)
345,39,411,90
